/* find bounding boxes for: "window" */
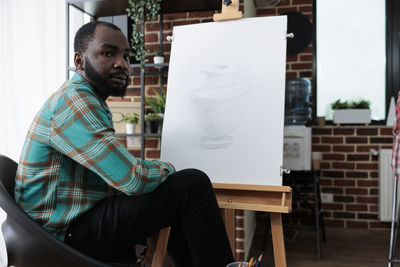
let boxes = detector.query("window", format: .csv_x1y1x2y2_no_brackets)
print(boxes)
316,0,386,121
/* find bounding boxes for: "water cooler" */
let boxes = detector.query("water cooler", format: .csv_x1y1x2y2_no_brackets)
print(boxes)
283,78,312,170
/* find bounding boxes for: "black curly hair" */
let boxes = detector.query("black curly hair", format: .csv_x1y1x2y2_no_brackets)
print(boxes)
74,21,122,53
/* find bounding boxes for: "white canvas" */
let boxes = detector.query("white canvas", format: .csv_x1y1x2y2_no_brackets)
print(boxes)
161,16,287,186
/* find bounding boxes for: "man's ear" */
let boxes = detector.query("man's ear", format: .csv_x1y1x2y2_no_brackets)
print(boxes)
74,52,84,70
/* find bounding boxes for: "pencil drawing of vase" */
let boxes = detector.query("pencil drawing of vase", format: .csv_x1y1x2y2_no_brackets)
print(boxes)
191,65,251,149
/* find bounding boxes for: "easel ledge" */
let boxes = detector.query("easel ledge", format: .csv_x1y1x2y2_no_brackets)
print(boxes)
213,183,292,213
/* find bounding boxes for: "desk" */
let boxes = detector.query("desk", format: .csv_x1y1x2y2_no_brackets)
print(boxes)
282,170,326,259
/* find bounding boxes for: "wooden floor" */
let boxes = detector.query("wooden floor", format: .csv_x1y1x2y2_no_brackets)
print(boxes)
249,224,391,267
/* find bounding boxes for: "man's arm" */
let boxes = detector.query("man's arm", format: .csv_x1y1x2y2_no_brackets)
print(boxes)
49,86,175,195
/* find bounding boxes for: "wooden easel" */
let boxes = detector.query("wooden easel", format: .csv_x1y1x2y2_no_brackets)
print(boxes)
214,183,292,267
212,2,293,266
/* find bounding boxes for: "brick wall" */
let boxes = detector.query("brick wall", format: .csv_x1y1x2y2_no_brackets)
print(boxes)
312,126,393,229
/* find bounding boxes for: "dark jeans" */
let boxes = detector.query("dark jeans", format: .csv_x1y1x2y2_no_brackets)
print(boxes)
64,169,234,267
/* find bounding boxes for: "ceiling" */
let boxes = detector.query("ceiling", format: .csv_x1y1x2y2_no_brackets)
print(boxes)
67,0,221,18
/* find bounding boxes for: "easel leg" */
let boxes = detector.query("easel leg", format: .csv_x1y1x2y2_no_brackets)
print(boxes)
270,213,287,267
224,208,236,258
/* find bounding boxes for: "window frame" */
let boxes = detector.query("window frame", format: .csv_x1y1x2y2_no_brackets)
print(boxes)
312,0,396,125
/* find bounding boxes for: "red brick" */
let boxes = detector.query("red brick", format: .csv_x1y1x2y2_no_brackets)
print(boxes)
236,210,244,216
287,55,298,62
357,180,378,187
312,145,331,152
320,162,331,169
380,128,394,135
236,230,244,238
145,76,159,85
333,145,355,152
145,33,158,43
369,205,378,212
334,179,355,186
356,196,378,204
370,137,393,144
291,63,312,70
325,220,345,227
369,222,390,229
322,171,344,178
163,12,187,20
312,137,320,144
370,188,378,195
358,213,378,220
334,196,354,202
321,137,343,144
323,154,345,161
356,163,378,170
346,137,368,144
173,20,201,27
345,171,368,178
319,178,332,186
332,162,355,169
299,6,313,13
322,187,343,194
145,139,158,148
333,128,355,135
286,72,298,78
293,0,313,4
333,212,355,219
346,204,368,211
235,240,244,250
236,218,244,227
299,54,312,61
146,22,172,32
370,172,378,178
128,149,140,158
356,145,379,152
347,221,368,228
347,154,370,161
132,77,141,86
312,128,332,135
345,188,368,195
357,128,378,135
256,8,276,16
322,203,343,210
188,10,215,18
146,150,160,159
125,88,141,96
277,7,298,14
299,71,312,78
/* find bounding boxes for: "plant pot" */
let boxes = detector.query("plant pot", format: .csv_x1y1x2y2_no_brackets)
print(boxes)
333,109,371,125
145,120,162,134
125,123,136,134
153,56,164,64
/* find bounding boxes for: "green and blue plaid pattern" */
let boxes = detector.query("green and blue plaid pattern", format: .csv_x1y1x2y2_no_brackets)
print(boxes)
15,73,175,240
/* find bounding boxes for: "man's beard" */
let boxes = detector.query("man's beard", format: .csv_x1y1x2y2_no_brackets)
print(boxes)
84,58,129,97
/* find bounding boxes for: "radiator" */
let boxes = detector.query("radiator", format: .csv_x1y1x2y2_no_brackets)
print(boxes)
379,149,398,222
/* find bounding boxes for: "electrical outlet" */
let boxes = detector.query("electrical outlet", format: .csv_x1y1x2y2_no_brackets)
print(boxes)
321,193,334,203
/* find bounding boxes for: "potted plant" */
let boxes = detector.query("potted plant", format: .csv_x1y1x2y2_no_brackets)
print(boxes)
123,113,139,134
126,0,161,64
145,113,163,134
331,99,371,125
144,87,166,117
153,49,164,64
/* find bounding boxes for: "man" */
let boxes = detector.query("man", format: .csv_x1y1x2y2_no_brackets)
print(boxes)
15,21,234,266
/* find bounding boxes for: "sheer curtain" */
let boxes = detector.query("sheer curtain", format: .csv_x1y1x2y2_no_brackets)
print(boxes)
0,1,66,265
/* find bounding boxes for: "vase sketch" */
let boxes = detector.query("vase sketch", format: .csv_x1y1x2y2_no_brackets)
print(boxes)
191,65,251,149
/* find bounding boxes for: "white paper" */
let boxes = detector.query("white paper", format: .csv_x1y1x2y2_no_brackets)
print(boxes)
161,16,287,186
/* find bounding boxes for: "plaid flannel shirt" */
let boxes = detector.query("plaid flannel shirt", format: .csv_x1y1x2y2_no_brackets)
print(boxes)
392,92,400,179
15,73,175,240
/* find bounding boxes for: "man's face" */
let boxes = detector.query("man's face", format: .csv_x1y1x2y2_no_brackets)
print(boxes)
80,25,131,97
